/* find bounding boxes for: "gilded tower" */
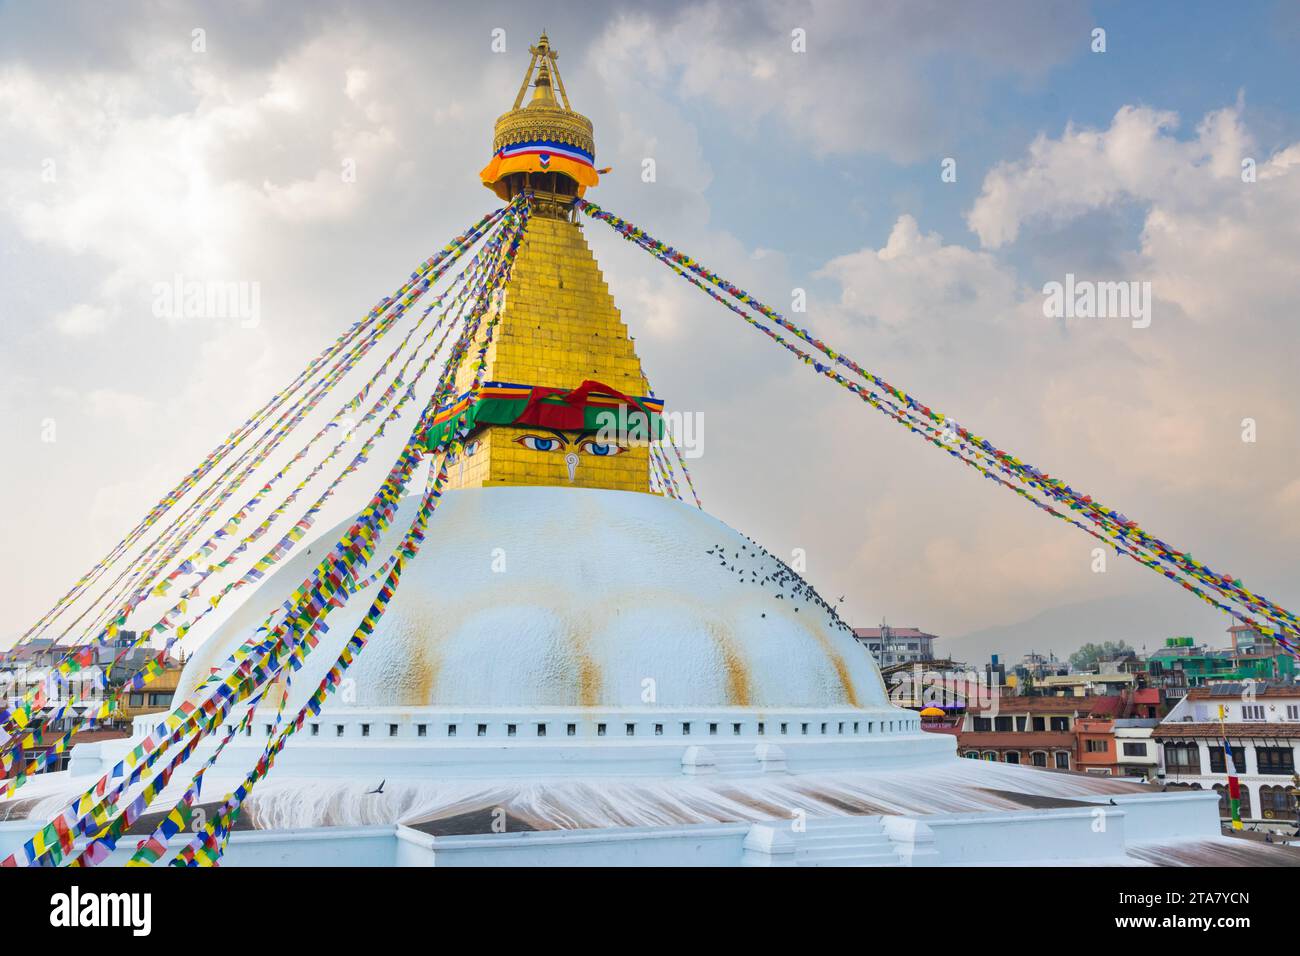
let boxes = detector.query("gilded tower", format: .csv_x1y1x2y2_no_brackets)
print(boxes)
430,34,662,494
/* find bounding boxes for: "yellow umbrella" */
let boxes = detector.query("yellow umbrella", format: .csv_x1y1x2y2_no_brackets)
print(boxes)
919,707,945,718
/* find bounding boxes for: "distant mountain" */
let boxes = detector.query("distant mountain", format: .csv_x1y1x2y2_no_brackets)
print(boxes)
946,589,1238,666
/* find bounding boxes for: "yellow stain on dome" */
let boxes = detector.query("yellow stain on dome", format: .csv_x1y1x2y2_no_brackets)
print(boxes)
577,654,603,708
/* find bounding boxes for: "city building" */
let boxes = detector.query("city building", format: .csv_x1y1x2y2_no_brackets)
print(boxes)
956,696,1121,770
1,635,183,779
1076,717,1119,775
1154,685,1300,825
1146,632,1296,691
1037,672,1137,698
116,659,184,722
852,625,937,666
1011,651,1067,687
1114,718,1160,781
955,694,1165,777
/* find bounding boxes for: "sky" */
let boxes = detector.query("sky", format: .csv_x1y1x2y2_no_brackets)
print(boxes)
1,0,1298,661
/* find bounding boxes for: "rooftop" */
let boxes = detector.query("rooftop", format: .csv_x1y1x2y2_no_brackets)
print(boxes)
852,627,936,640
970,696,1123,715
1186,684,1300,699
956,731,1075,748
1153,722,1300,739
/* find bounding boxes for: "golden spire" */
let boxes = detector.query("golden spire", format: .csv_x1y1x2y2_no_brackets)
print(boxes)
440,36,655,495
481,32,599,205
529,57,558,108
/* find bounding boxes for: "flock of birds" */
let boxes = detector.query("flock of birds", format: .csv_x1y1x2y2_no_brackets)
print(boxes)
703,535,857,638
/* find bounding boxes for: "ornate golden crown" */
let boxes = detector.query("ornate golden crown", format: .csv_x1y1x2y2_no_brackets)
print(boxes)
490,32,595,157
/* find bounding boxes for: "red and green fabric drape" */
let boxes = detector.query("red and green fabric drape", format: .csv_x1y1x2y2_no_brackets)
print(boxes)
424,379,665,449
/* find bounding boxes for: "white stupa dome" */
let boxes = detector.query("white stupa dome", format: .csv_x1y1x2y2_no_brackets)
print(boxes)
177,487,890,713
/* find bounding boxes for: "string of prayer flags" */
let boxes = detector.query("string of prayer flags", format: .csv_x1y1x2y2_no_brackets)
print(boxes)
577,197,1300,659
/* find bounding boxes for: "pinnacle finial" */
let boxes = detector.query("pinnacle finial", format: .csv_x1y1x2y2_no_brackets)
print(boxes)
530,55,557,107
482,32,598,202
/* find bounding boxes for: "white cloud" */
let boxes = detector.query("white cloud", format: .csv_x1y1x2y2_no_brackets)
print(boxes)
818,214,1023,330
52,303,110,337
967,104,1257,249
593,0,1086,161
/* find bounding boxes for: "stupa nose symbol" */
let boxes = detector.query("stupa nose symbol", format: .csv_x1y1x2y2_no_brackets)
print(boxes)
565,451,579,481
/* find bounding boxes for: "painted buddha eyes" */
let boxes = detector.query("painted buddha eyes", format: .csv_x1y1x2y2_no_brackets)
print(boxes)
578,439,624,456
513,433,628,456
515,435,560,452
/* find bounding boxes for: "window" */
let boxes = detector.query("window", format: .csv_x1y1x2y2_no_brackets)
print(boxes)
982,751,998,761
360,724,370,737
537,724,547,737
820,723,828,735
654,724,663,736
389,724,399,737
1256,746,1295,775
709,723,718,736
1054,752,1070,770
336,725,345,737
1162,742,1200,773
597,723,607,736
759,722,766,736
1243,705,1265,721
1004,751,1020,764
1015,716,1027,731
148,693,171,707
1050,717,1069,732
1086,739,1108,753
265,724,273,737
626,723,636,736
1208,746,1227,774
836,722,843,735
780,723,788,735
567,724,577,737
853,722,859,733
973,717,992,732
1031,751,1048,767
477,723,487,737
1213,783,1234,816
1032,716,1046,731
964,751,980,759
1287,705,1299,721
507,724,517,737
129,694,144,707
994,716,1013,732
1122,741,1148,757
310,723,319,737
1260,785,1298,821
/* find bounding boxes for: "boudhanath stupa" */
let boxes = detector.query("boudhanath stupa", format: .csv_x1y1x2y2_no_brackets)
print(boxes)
2,34,1286,868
